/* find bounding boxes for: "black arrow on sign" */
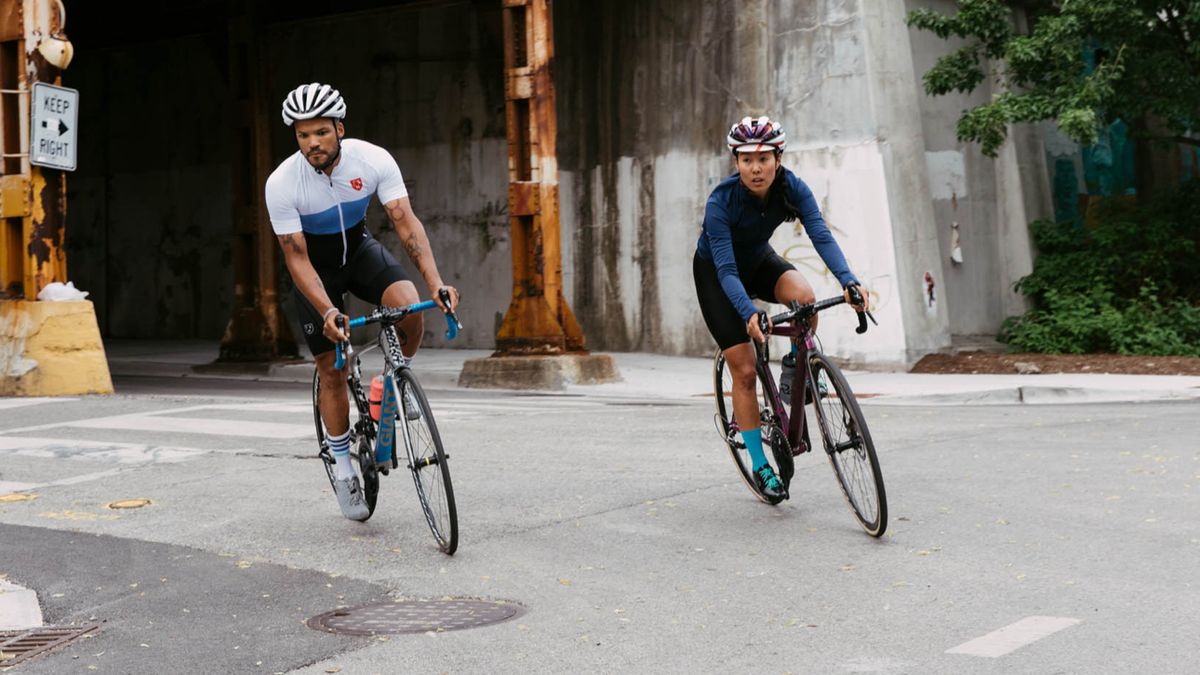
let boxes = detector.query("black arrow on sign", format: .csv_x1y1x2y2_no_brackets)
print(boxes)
57,119,68,136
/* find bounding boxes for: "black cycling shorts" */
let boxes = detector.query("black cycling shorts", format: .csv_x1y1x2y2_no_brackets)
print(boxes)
294,232,410,356
693,250,796,351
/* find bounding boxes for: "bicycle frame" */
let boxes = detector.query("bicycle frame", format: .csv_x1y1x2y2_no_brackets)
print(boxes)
753,319,818,455
749,292,870,456
333,295,461,471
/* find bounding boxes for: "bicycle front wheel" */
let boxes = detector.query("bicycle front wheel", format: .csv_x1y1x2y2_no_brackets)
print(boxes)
713,349,792,505
393,368,458,555
809,353,887,537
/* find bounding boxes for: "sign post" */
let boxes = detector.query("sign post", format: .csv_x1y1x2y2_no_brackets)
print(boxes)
30,82,77,172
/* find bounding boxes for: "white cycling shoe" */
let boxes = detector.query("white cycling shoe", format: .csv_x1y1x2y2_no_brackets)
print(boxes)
333,475,370,521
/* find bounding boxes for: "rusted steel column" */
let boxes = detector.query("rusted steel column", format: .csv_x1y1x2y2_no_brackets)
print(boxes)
0,0,27,298
0,0,68,300
217,3,296,362
496,0,585,355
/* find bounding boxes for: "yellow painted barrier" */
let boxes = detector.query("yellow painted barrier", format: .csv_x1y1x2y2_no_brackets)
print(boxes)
0,300,113,396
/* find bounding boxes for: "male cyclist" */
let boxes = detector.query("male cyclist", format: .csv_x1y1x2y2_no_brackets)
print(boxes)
266,82,459,521
693,116,868,503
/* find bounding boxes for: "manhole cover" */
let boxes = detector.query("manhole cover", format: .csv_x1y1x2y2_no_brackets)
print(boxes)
307,599,524,635
0,624,99,667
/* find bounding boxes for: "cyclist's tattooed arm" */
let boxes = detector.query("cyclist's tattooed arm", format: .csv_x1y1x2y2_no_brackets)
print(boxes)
276,233,344,341
383,197,458,311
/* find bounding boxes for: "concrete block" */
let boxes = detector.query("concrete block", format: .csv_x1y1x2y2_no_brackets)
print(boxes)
0,300,113,396
458,354,621,391
0,579,43,630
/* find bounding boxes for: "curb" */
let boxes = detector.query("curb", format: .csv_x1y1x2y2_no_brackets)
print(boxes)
862,386,1200,406
0,578,43,631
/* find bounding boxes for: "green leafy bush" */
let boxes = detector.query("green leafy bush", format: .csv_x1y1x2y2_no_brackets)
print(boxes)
1000,181,1200,355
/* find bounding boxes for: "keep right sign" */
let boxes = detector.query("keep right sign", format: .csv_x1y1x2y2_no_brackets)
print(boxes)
30,82,78,171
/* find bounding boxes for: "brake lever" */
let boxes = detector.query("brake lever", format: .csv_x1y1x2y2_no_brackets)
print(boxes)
333,315,351,369
437,288,463,340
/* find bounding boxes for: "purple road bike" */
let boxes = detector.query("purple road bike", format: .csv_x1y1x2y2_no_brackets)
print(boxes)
713,287,888,537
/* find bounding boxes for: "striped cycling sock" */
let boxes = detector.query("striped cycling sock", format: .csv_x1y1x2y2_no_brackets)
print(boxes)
741,428,768,471
328,429,354,479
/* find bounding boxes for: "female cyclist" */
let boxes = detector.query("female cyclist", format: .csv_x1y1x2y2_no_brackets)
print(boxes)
694,116,868,502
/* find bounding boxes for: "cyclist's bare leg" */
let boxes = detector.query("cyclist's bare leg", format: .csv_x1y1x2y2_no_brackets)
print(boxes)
381,280,422,358
773,270,817,331
315,350,350,435
724,342,759,431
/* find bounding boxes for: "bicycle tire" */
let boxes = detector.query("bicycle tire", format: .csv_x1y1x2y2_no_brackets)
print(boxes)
312,370,378,519
713,349,791,505
808,353,887,537
393,368,458,555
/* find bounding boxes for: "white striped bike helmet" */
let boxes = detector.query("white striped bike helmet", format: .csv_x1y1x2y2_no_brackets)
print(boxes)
726,115,787,153
281,82,347,126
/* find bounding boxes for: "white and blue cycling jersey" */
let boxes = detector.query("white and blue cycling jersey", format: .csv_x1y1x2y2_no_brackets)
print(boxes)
265,138,408,269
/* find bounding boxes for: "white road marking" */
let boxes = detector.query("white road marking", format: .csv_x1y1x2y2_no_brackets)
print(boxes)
0,437,208,464
0,480,41,492
202,402,314,414
60,414,312,439
0,397,76,410
946,616,1081,657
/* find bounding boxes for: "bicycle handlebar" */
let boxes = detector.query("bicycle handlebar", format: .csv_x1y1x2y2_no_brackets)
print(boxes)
334,292,463,369
767,287,877,335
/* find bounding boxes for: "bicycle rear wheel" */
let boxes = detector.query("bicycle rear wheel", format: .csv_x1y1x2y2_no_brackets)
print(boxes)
312,370,378,519
713,349,792,505
808,353,887,537
393,368,458,554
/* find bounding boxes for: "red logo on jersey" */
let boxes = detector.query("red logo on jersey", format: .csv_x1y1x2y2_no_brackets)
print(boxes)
350,178,363,191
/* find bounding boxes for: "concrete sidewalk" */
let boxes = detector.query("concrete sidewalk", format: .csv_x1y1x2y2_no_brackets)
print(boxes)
103,340,1200,405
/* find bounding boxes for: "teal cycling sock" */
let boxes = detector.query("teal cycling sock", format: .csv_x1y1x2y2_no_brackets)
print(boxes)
741,428,768,471
328,430,354,479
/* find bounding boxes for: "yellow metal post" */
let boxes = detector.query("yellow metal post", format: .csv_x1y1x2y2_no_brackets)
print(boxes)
495,0,585,355
0,0,111,396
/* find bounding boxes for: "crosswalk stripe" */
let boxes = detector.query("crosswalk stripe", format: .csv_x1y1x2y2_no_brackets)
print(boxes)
0,436,209,463
0,397,76,410
61,414,312,439
946,616,1081,657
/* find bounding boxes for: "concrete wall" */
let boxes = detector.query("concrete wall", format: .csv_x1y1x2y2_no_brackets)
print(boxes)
66,31,234,340
66,2,510,349
556,0,956,364
63,0,1052,364
905,0,1049,337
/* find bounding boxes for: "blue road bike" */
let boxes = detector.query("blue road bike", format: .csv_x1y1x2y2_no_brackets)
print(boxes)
312,289,463,554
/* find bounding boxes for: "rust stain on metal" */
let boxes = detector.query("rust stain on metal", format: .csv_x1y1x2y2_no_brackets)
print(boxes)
496,0,584,356
217,5,296,362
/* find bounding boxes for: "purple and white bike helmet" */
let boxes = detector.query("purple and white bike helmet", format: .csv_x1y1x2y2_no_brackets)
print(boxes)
726,115,787,154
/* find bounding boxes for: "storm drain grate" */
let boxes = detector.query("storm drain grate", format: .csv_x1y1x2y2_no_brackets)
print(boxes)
307,599,524,636
0,624,100,667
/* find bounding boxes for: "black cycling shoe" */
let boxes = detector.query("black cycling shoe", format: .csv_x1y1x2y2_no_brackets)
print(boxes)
754,464,788,503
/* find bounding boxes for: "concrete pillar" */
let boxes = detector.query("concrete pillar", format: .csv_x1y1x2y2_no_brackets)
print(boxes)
859,1,951,362
734,0,769,113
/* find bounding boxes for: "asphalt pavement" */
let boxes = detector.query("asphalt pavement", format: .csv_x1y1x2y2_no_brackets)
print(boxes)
2,340,1198,673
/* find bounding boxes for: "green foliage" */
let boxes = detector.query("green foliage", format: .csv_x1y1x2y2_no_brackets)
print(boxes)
1000,181,1200,355
907,1,1200,156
